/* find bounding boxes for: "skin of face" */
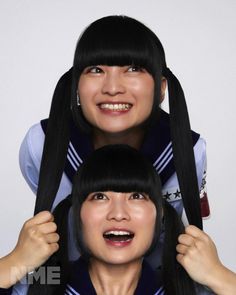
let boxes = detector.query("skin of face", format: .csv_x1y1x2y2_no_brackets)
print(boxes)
80,191,157,266
78,65,156,135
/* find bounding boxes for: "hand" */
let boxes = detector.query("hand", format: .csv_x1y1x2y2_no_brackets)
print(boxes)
0,211,59,288
176,225,222,286
12,211,59,271
176,225,236,294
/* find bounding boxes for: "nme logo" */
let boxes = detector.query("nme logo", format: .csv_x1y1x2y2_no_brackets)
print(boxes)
11,266,60,285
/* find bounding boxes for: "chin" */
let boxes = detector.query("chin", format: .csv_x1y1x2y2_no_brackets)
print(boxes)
102,256,142,266
98,125,131,134
98,251,145,266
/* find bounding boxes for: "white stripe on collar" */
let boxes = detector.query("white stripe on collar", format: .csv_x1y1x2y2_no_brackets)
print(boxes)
154,285,165,294
153,142,173,174
69,142,83,164
65,284,81,295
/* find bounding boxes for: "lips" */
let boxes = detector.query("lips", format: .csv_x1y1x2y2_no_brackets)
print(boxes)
103,229,135,244
98,103,132,112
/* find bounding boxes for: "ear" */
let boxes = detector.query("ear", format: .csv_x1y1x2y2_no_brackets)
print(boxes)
160,77,167,103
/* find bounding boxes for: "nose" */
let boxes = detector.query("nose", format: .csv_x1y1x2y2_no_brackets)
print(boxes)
107,198,130,222
101,69,126,96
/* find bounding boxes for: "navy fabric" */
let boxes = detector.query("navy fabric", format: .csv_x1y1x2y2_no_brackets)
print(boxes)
66,257,163,295
0,287,12,295
41,110,200,186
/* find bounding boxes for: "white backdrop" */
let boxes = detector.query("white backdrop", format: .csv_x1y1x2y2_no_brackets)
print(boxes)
0,0,235,272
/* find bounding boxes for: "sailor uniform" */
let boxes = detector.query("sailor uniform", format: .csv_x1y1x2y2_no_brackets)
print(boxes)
19,110,209,218
13,110,210,295
0,258,164,295
64,257,164,295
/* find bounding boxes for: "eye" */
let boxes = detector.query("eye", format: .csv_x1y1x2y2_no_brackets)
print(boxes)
86,66,103,74
127,66,144,72
130,192,147,200
90,192,108,200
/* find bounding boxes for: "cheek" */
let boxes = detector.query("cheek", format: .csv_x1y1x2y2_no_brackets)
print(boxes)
133,79,155,109
80,207,96,237
143,82,155,107
78,78,91,104
133,205,156,229
78,78,100,102
80,205,105,239
142,208,157,246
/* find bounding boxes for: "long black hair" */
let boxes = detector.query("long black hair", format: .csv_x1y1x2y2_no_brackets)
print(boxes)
34,15,202,232
31,145,199,294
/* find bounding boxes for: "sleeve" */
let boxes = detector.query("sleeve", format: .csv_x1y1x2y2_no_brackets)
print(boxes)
19,124,45,194
192,137,210,219
18,123,73,209
162,137,210,225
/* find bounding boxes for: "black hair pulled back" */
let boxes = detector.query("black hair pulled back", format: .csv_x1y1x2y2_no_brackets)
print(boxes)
33,15,202,230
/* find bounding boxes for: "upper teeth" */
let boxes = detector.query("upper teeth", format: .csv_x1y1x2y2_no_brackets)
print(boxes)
104,230,132,236
100,104,131,111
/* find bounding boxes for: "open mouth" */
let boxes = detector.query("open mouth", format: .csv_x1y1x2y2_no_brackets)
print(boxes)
103,230,135,242
98,103,132,111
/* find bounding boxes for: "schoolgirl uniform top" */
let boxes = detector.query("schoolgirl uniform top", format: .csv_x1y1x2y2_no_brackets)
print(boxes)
0,258,164,295
65,257,164,295
19,110,210,220
11,110,211,295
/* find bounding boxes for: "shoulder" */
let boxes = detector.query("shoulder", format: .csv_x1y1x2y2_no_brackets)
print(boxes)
193,137,207,182
194,137,207,163
24,122,45,147
20,122,45,166
19,122,46,193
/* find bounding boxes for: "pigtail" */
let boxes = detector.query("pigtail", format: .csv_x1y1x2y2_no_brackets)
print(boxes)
51,195,72,293
163,68,202,229
27,196,72,295
34,69,73,214
28,69,73,294
162,200,196,295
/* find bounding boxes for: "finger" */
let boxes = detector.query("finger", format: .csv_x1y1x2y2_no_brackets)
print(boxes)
26,211,54,226
45,233,60,244
176,253,184,264
185,226,212,246
178,234,195,246
176,244,189,255
48,243,59,255
38,222,57,234
185,225,207,240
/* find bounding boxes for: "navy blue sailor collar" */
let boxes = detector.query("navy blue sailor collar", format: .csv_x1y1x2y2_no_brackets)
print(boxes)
65,256,164,295
40,110,200,186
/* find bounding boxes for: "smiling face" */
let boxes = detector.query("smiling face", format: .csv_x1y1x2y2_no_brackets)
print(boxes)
78,66,155,135
80,191,156,265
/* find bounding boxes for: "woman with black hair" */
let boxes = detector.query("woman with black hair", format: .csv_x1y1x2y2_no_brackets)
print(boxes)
18,15,210,294
2,145,235,294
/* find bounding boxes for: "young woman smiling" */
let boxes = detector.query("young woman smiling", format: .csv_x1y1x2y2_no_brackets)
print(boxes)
18,15,209,295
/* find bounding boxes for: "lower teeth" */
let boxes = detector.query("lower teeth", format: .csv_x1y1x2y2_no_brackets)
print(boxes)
105,235,132,242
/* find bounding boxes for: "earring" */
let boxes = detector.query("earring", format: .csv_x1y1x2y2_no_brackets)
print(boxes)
77,93,80,106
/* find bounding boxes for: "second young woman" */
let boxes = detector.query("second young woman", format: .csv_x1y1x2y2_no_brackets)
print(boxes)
4,146,235,295
18,15,210,294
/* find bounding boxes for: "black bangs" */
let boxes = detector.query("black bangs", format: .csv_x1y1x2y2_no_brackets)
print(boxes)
71,15,165,132
73,15,162,76
72,145,162,205
72,145,163,258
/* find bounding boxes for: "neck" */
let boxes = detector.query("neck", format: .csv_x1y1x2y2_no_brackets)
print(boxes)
89,258,142,295
92,127,145,150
